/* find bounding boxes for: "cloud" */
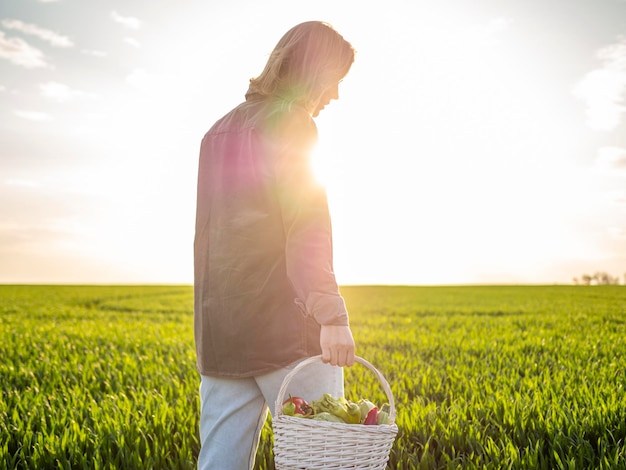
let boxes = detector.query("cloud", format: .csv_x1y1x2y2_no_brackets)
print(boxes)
596,146,626,172
573,37,626,131
1,19,73,47
124,37,141,48
40,81,95,102
0,31,48,68
14,110,51,121
111,11,142,30
40,81,73,101
81,48,107,57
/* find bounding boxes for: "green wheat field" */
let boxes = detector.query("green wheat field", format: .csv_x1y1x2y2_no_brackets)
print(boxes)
1,284,626,469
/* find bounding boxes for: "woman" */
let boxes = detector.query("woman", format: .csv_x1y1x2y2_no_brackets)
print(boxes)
194,21,356,469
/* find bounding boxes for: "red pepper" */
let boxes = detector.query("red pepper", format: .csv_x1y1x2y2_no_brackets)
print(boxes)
364,406,378,425
283,395,313,417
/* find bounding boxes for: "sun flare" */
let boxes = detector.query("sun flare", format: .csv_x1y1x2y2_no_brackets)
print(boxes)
310,141,342,189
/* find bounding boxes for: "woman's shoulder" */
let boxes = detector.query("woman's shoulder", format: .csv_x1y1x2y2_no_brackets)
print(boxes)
206,95,317,150
263,98,317,142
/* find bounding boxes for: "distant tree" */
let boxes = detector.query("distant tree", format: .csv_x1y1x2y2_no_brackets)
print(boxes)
577,272,620,285
593,272,619,285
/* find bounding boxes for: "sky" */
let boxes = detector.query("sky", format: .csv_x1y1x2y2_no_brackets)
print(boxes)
1,0,625,286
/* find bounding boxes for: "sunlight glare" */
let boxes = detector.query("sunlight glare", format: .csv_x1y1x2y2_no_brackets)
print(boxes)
311,140,343,188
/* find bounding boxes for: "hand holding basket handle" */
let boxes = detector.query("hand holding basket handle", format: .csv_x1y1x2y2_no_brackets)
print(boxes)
319,325,356,367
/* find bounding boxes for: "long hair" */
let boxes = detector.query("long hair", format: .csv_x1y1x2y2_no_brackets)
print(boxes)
247,21,355,109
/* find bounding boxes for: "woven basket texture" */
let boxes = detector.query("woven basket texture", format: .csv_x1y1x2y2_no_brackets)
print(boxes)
272,356,398,470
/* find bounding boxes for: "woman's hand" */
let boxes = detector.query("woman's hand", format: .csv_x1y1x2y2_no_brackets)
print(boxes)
319,325,355,367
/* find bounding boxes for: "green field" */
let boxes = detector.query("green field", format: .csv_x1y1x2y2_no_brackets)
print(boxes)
1,284,625,469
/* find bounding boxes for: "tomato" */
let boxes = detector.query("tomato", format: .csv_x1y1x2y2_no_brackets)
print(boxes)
283,395,313,416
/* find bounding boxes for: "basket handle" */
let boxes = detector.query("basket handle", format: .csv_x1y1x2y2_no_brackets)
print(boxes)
274,355,396,424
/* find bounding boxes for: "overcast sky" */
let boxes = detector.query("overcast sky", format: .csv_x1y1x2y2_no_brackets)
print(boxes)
1,0,625,285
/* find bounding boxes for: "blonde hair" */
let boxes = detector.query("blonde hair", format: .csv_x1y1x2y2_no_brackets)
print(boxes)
247,21,355,109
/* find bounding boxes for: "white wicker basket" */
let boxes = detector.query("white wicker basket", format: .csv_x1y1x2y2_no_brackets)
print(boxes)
273,355,398,469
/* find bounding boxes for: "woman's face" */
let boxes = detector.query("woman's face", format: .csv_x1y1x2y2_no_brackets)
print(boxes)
312,81,340,117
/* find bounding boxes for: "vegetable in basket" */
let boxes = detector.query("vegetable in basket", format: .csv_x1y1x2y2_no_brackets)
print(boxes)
357,398,376,423
363,406,378,425
311,393,361,424
282,390,393,425
282,400,296,416
282,395,313,417
376,403,390,425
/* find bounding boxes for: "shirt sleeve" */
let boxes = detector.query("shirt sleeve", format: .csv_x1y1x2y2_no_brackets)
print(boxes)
272,108,349,327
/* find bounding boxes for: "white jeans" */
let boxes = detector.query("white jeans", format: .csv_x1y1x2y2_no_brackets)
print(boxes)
197,360,343,470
